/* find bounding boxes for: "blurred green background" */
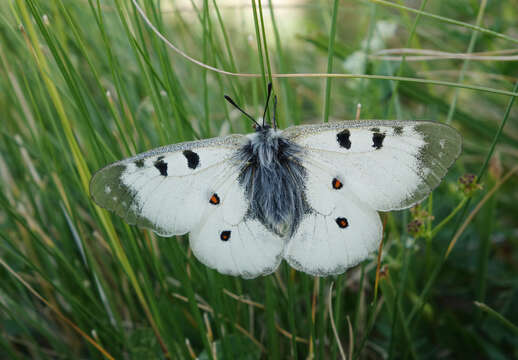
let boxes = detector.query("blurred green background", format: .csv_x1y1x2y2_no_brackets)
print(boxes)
1,0,518,359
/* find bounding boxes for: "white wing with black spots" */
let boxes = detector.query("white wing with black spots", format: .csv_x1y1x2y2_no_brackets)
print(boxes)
90,135,246,236
90,134,285,278
283,120,462,211
190,178,285,278
90,116,462,278
283,161,382,276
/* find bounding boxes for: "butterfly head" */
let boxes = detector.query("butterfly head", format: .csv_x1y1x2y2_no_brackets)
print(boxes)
248,124,281,147
224,82,278,131
254,123,272,133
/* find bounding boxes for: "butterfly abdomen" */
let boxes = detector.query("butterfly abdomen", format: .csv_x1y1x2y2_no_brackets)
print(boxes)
235,127,308,237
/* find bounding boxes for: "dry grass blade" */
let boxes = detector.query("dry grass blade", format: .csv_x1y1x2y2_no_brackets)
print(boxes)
185,338,197,359
222,289,265,309
171,292,280,352
274,324,309,344
129,0,518,97
371,48,518,61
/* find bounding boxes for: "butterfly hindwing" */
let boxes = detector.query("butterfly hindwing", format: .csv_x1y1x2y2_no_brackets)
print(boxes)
190,180,284,278
181,167,284,278
90,135,245,236
283,162,382,275
284,120,462,211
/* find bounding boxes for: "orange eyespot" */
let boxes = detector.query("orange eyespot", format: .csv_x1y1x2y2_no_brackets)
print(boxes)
336,217,349,229
220,230,231,241
332,178,343,190
209,193,220,205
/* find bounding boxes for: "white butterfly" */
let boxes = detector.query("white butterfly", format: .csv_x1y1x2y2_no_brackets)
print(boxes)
90,86,462,278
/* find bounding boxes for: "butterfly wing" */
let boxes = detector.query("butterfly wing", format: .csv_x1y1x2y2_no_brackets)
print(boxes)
190,185,284,278
283,120,462,211
283,160,382,276
282,120,461,276
90,135,246,236
90,134,284,278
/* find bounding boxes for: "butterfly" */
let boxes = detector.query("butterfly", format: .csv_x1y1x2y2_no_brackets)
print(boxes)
90,84,462,278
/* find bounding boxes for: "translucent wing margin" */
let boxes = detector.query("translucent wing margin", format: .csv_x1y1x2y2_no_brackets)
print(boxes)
283,120,462,211
89,135,246,236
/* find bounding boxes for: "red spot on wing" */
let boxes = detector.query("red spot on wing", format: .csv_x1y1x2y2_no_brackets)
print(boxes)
209,193,220,205
332,178,343,190
335,217,349,229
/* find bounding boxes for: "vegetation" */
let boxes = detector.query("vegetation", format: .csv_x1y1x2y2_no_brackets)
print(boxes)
1,0,518,358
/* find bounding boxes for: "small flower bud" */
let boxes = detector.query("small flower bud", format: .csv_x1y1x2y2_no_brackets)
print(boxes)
407,219,424,237
459,173,482,197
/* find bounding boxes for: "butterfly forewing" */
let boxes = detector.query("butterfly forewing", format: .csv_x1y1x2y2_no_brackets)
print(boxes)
90,135,246,236
284,120,462,211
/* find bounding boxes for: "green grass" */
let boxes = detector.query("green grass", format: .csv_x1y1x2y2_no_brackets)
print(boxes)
1,0,518,358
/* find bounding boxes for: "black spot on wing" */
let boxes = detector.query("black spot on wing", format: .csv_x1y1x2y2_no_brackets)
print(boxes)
220,230,231,241
393,126,403,135
335,217,349,229
337,129,351,149
135,159,144,168
370,127,380,133
183,150,200,169
372,132,386,150
154,159,168,176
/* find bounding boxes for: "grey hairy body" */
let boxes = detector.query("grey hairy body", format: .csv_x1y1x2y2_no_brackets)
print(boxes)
234,125,309,238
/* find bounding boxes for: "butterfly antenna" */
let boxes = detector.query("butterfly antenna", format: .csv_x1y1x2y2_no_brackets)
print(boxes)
273,95,278,130
262,82,273,127
224,95,260,127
